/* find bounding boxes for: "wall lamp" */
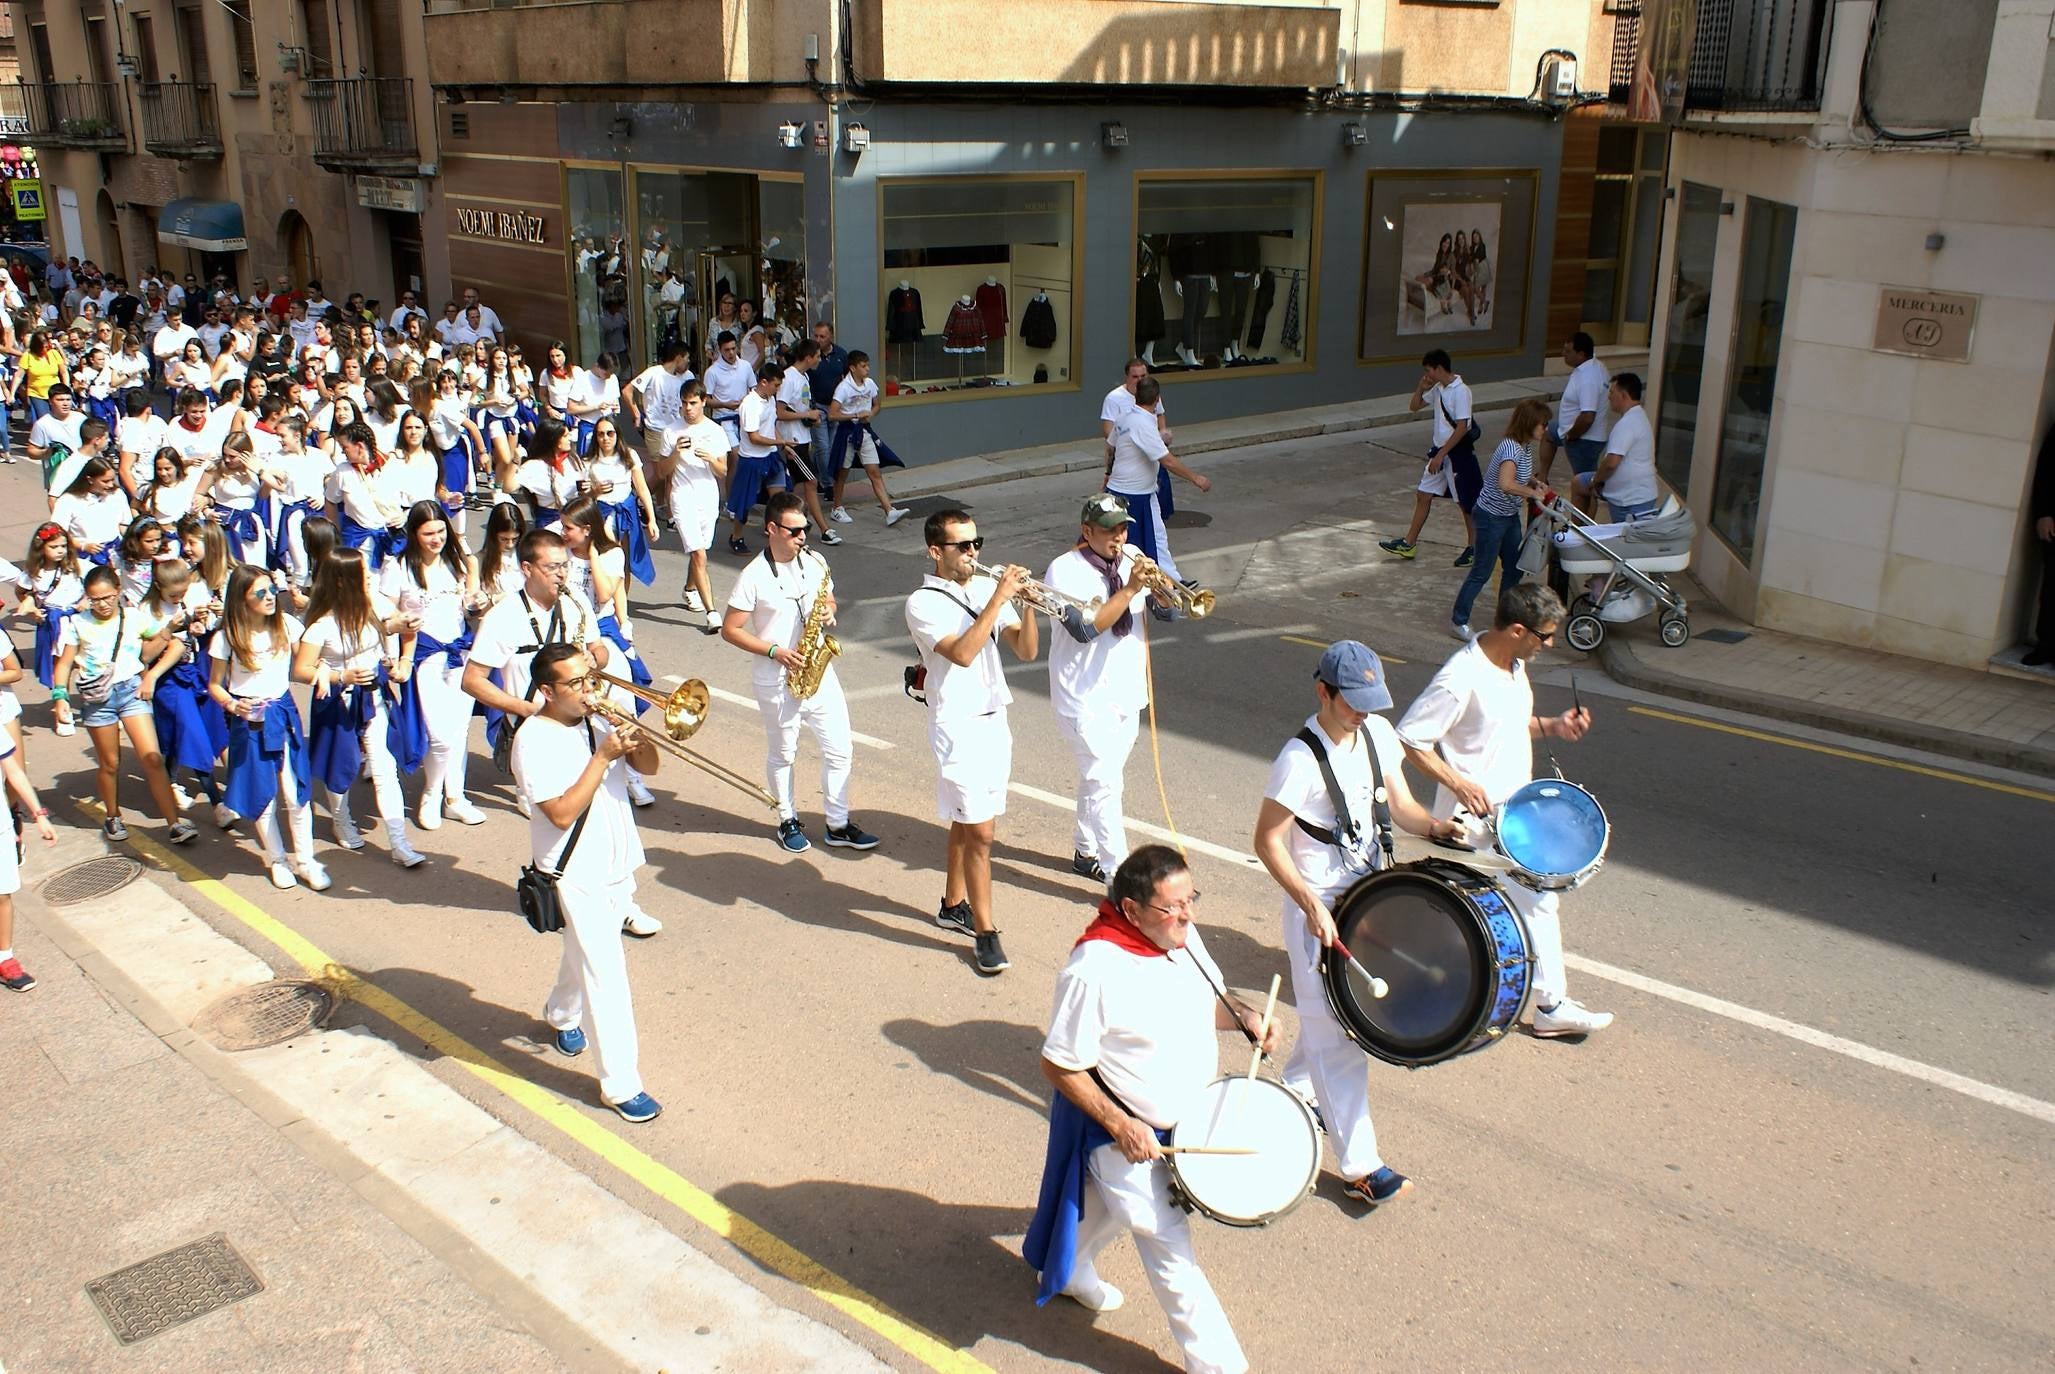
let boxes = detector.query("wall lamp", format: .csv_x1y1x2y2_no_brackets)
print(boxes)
1341,123,1367,147
1101,122,1129,149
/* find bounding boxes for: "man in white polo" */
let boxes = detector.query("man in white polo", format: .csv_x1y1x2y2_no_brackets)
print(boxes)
1586,372,1660,523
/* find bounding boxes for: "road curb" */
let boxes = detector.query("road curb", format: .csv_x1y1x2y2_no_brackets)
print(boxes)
1596,636,2055,780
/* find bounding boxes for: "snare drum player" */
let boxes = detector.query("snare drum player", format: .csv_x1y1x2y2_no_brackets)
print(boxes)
1253,640,1462,1209
513,643,664,1124
1395,584,1610,1038
1024,844,1276,1374
1046,494,1153,884
905,508,1038,977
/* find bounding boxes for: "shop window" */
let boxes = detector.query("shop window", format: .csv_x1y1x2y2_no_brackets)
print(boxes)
632,168,761,371
566,166,627,367
1137,174,1317,375
758,177,807,354
1655,181,1721,498
878,176,1079,398
1709,196,1798,563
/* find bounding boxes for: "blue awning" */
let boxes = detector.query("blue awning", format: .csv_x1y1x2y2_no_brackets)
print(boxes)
157,198,247,253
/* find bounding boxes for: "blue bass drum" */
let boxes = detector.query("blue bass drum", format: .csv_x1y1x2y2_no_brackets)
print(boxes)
1320,859,1533,1068
1495,778,1609,892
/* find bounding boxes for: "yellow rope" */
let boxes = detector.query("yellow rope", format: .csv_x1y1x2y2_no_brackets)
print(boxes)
1141,620,1185,858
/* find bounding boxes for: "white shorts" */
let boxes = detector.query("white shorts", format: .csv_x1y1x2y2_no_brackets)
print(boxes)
668,478,720,553
0,690,19,727
931,710,1011,826
849,430,880,468
1416,458,1457,498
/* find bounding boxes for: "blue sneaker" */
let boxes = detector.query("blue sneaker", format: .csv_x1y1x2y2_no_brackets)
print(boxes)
1343,1167,1413,1209
553,1025,587,1057
776,818,811,853
608,1092,663,1124
822,821,880,851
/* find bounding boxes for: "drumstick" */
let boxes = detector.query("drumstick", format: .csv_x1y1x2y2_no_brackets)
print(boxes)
1158,1146,1258,1156
1328,938,1391,999
1245,974,1280,1080
1339,931,1442,986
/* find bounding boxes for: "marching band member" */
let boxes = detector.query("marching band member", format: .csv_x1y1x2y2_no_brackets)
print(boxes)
292,548,428,867
560,495,657,810
582,417,659,586
1106,376,1208,617
210,563,328,890
1253,640,1461,1210
1044,494,1153,884
52,565,190,845
905,508,1038,977
1396,584,1611,1038
720,490,878,855
660,381,731,632
513,642,663,1123
383,501,487,830
1025,844,1272,1374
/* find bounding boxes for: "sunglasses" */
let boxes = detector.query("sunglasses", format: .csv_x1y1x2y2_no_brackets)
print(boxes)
942,536,985,553
250,586,278,599
774,522,808,536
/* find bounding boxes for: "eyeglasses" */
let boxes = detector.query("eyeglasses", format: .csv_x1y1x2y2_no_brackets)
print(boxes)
553,673,600,691
530,560,569,575
85,593,122,607
943,536,986,553
1143,892,1203,918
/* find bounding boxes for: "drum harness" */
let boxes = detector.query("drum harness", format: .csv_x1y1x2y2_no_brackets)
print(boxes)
1291,726,1396,876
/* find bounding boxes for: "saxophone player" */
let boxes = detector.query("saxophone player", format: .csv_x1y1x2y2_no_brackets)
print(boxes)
720,491,880,854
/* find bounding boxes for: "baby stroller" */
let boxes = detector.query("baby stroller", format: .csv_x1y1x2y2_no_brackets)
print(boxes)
1541,494,1696,650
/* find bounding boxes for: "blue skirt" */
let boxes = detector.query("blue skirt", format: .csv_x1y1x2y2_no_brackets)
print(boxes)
223,697,308,820
601,497,655,586
152,656,229,774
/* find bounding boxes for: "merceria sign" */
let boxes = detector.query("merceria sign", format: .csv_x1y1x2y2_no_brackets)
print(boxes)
454,205,548,246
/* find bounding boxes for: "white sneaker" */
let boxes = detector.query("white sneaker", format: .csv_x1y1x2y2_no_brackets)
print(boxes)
1060,1277,1124,1313
266,860,298,890
443,796,488,826
830,505,853,524
627,776,656,808
332,801,366,851
294,860,333,892
884,506,908,527
1531,998,1614,1038
54,718,75,737
172,783,194,813
213,802,238,829
622,911,664,938
516,794,532,820
682,588,707,614
386,822,427,869
417,793,444,831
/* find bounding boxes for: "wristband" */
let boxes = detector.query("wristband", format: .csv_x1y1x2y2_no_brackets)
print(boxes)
764,643,778,660
50,687,69,702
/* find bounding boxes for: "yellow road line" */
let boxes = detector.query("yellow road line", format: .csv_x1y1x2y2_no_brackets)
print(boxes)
1627,706,2055,804
1280,633,1406,664
96,806,992,1374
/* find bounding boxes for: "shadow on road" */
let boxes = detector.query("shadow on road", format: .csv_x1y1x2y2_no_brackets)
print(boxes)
882,1017,1050,1118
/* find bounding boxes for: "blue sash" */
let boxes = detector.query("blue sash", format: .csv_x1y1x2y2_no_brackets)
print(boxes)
222,696,307,819
601,497,655,586
724,453,788,523
85,396,122,437
216,504,266,564
1109,484,1165,565
573,416,598,455
1022,1094,1167,1306
306,663,426,793
482,665,511,748
1156,465,1175,519
152,653,230,773
33,605,74,687
268,498,321,573
825,420,907,484
411,627,474,670
83,547,115,568
597,614,652,714
337,512,406,568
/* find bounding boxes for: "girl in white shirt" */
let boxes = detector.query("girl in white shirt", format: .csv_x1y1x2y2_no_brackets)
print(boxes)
53,564,187,844
561,495,656,807
209,563,327,890
114,515,172,605
265,416,333,589
20,522,85,699
291,546,426,868
538,340,577,423
583,417,658,586
326,425,407,566
383,502,487,830
366,380,411,455
425,370,488,534
141,556,233,829
194,431,278,566
475,500,528,608
378,410,442,525
109,335,150,395
139,447,204,525
514,420,585,530
170,338,226,400
50,458,132,568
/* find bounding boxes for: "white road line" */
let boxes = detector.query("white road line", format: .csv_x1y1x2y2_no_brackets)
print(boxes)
1006,782,1263,869
1203,624,1318,643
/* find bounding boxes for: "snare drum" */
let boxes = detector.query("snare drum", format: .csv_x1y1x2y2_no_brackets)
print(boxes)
1495,778,1610,891
1166,1076,1322,1228
1320,859,1533,1068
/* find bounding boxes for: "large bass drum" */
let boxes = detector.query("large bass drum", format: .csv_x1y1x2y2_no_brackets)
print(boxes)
1320,859,1532,1067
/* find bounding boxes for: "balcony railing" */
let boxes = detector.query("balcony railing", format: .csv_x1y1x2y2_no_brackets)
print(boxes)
14,79,126,149
1608,1,1643,106
138,81,222,158
1686,0,1830,113
305,77,418,171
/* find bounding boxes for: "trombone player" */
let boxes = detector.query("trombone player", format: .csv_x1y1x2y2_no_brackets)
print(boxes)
720,491,880,855
513,642,665,1124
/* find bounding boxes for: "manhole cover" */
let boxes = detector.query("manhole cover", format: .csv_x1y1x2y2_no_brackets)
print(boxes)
39,856,143,906
191,979,337,1051
85,1233,263,1345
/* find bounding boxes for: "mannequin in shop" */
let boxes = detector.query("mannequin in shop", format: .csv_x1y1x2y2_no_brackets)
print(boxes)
886,279,924,379
942,293,987,382
1134,236,1166,367
1171,277,1212,368
1020,290,1057,351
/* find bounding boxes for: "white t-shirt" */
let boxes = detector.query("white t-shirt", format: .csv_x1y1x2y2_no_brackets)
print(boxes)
428,396,471,452
380,557,467,644
142,470,204,523
1100,384,1165,429
1264,713,1407,901
775,368,815,445
513,712,643,888
327,463,404,530
660,418,731,502
1426,376,1474,450
469,588,602,708
737,391,778,458
378,450,441,513
905,574,1020,725
52,491,130,552
570,368,620,420
59,606,147,686
704,357,755,410
271,448,334,508
727,549,830,694
585,452,638,505
151,321,197,363
299,601,397,674
1395,640,1535,818
1041,930,1226,1131
514,458,583,515
1044,548,1149,718
210,618,302,697
629,364,689,432
1601,405,1658,507
165,409,238,469
29,412,85,454
1106,409,1169,496
830,375,878,422
117,413,171,466
1558,357,1613,443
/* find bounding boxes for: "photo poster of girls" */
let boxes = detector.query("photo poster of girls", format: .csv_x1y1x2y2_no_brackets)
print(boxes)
1397,201,1499,336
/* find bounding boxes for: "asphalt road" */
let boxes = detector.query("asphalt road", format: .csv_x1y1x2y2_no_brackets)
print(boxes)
14,420,2051,1372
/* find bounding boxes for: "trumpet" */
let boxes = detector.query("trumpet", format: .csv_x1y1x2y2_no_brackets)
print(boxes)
587,672,778,810
970,560,1104,620
1120,547,1216,619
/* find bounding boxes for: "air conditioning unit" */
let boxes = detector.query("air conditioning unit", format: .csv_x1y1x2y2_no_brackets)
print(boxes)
1541,55,1579,105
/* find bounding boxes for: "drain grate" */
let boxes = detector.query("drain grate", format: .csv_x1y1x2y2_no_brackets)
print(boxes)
191,979,338,1051
39,856,144,907
85,1233,264,1345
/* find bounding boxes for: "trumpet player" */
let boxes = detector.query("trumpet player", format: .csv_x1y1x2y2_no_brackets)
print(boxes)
721,491,879,856
1046,495,1153,885
1106,376,1210,620
514,642,664,1124
906,509,1039,978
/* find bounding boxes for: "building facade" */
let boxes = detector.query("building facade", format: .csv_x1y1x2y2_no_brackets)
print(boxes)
1622,0,2055,671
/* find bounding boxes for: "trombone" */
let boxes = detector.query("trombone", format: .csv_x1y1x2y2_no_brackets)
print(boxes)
970,560,1103,621
588,672,778,810
1120,546,1216,619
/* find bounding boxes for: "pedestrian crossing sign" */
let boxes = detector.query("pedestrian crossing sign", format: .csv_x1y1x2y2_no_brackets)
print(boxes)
9,179,43,220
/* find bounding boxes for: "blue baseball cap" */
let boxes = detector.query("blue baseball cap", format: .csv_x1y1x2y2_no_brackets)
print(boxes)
1315,639,1393,712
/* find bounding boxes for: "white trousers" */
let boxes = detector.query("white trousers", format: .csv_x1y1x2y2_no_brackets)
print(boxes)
545,873,646,1104
755,670,853,827
1055,706,1139,871
1071,1143,1248,1374
329,697,405,822
1153,520,1183,583
1501,880,1566,1009
1279,895,1384,1181
414,655,473,804
253,753,315,867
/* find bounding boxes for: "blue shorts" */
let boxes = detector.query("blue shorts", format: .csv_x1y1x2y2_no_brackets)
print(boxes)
1548,423,1604,477
79,674,150,729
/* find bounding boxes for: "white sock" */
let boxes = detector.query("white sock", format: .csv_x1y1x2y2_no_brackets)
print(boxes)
0,948,13,961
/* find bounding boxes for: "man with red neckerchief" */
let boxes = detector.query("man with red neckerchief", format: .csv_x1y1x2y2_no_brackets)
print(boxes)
1025,844,1275,1374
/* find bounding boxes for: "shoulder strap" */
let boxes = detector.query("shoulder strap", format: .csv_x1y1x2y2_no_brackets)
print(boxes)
1357,725,1397,867
1291,726,1394,867
921,584,979,620
546,721,599,875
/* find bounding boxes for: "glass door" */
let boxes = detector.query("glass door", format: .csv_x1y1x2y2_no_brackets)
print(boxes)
697,248,759,366
1582,127,1668,346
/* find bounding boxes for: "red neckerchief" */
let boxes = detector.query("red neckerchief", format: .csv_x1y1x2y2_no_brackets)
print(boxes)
176,414,207,433
1076,899,1167,958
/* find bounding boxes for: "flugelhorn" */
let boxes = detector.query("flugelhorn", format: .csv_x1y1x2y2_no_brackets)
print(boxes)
1120,547,1216,618
588,672,778,809
970,560,1103,620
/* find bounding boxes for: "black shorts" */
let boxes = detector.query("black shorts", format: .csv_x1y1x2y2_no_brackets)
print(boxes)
783,446,820,488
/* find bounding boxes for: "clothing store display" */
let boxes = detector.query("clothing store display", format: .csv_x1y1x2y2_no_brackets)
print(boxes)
1177,275,1213,351
1247,269,1277,349
1219,273,1255,351
1020,294,1058,350
1135,239,1167,351
886,286,925,344
942,299,987,354
974,282,1008,341
1281,272,1304,355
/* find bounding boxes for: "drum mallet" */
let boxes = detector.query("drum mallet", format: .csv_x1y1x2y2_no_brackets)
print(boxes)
1328,939,1391,999
1246,974,1281,1080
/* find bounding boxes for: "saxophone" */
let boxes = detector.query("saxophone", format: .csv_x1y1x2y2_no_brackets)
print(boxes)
788,559,841,700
